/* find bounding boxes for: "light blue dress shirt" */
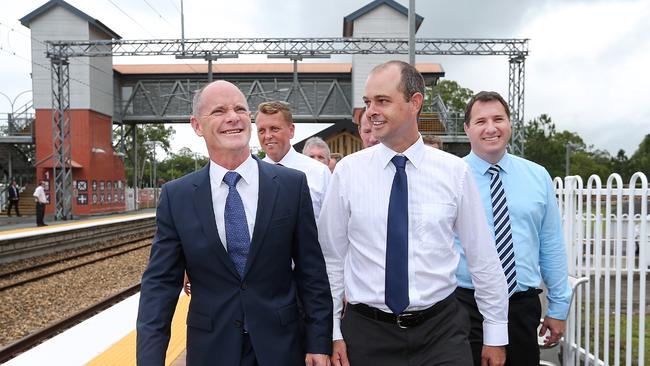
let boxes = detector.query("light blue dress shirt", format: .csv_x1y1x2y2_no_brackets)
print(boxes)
455,151,572,319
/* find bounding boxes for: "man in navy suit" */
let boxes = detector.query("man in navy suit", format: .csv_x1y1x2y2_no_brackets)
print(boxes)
136,80,333,366
7,179,20,217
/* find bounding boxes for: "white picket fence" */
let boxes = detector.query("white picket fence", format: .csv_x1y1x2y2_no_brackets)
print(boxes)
555,172,648,366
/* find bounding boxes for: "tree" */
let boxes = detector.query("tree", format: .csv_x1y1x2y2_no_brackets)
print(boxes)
157,147,208,183
432,80,474,114
628,134,650,181
524,114,611,180
114,124,175,187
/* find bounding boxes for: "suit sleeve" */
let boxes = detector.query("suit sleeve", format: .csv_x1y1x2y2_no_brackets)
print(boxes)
292,173,334,355
136,184,186,366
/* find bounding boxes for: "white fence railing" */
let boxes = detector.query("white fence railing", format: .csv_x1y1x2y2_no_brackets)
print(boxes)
555,173,648,366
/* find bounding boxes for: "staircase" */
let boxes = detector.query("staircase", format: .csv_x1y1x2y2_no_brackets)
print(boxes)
0,183,37,217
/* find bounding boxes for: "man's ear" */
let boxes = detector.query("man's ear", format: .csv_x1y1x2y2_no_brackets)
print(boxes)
190,116,203,137
411,92,424,113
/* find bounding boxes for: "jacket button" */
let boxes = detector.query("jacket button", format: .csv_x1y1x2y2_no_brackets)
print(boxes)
241,282,247,290
234,320,242,328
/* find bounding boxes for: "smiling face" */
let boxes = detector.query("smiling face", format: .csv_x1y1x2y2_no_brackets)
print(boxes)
190,81,252,166
464,99,512,164
256,111,295,163
363,63,423,152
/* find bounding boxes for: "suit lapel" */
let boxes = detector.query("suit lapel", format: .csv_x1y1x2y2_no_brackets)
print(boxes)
192,165,238,277
244,157,279,277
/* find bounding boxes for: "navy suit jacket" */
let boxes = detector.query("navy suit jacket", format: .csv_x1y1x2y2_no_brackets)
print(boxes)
136,157,333,366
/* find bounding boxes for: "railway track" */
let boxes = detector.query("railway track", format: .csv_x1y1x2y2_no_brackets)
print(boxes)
0,238,152,292
0,283,141,363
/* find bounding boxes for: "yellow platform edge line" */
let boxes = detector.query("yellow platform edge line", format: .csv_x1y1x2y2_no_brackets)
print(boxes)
85,294,189,366
0,213,155,236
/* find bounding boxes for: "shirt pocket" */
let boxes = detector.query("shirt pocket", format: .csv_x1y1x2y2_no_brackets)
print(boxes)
413,203,456,252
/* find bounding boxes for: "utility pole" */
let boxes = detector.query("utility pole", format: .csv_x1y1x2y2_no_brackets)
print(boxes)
408,0,416,65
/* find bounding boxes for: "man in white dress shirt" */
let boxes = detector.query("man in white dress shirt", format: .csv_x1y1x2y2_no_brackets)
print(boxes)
256,101,331,219
318,60,509,366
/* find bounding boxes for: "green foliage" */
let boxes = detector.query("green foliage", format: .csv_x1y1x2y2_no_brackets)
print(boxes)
114,124,175,187
628,134,650,180
432,80,474,114
156,147,208,183
524,114,612,180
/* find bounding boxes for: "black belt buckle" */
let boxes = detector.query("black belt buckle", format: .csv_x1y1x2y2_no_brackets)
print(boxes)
396,312,416,329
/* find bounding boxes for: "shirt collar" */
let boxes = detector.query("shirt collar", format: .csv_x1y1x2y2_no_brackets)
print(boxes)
210,154,257,186
377,135,425,170
467,150,512,175
262,146,298,166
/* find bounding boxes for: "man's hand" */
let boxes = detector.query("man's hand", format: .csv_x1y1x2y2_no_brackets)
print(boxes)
305,353,330,366
539,316,565,347
183,272,191,296
330,340,350,366
481,345,505,366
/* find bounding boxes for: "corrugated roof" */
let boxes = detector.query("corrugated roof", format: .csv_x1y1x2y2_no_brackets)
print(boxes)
113,63,444,75
343,0,423,37
19,0,121,39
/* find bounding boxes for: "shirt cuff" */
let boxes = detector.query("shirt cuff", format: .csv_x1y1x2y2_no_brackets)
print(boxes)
547,302,570,320
483,321,508,346
333,317,343,340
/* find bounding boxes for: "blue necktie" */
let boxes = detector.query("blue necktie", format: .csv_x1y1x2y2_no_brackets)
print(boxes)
488,165,518,297
385,155,409,314
223,171,250,278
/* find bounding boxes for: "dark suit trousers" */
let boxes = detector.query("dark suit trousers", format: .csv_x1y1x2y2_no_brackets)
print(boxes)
36,202,45,225
341,293,472,366
455,287,542,366
7,199,19,216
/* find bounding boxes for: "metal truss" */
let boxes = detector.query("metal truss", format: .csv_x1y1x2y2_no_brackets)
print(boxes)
47,37,528,58
46,37,528,219
508,55,526,156
116,77,352,123
50,56,73,220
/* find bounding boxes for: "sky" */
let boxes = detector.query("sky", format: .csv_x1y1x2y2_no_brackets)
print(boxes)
1,0,649,158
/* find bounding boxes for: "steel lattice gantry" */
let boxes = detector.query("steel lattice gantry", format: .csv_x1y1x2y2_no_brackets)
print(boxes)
46,37,528,219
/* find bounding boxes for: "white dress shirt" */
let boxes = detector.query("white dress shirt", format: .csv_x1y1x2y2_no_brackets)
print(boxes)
264,146,331,219
318,137,509,344
33,185,47,204
209,156,259,250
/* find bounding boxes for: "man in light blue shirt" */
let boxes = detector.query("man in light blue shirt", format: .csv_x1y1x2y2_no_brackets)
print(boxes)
455,91,571,366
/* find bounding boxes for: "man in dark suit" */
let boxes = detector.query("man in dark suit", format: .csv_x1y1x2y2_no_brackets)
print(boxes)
136,80,333,366
7,179,20,217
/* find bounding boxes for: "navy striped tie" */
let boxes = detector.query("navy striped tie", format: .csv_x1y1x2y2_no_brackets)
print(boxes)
488,165,518,297
385,155,409,314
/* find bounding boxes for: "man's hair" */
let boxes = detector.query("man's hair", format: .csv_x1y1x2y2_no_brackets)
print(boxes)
255,101,293,124
330,152,344,162
370,60,425,102
422,135,443,149
302,137,331,161
464,91,511,125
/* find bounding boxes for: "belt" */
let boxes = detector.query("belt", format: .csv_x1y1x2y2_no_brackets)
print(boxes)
456,286,541,301
349,293,454,329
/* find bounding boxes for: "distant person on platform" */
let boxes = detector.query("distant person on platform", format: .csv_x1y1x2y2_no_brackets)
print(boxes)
256,101,331,218
423,135,443,150
358,108,379,148
303,137,332,167
328,153,343,172
32,181,47,226
136,80,333,366
455,91,571,366
7,179,21,217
